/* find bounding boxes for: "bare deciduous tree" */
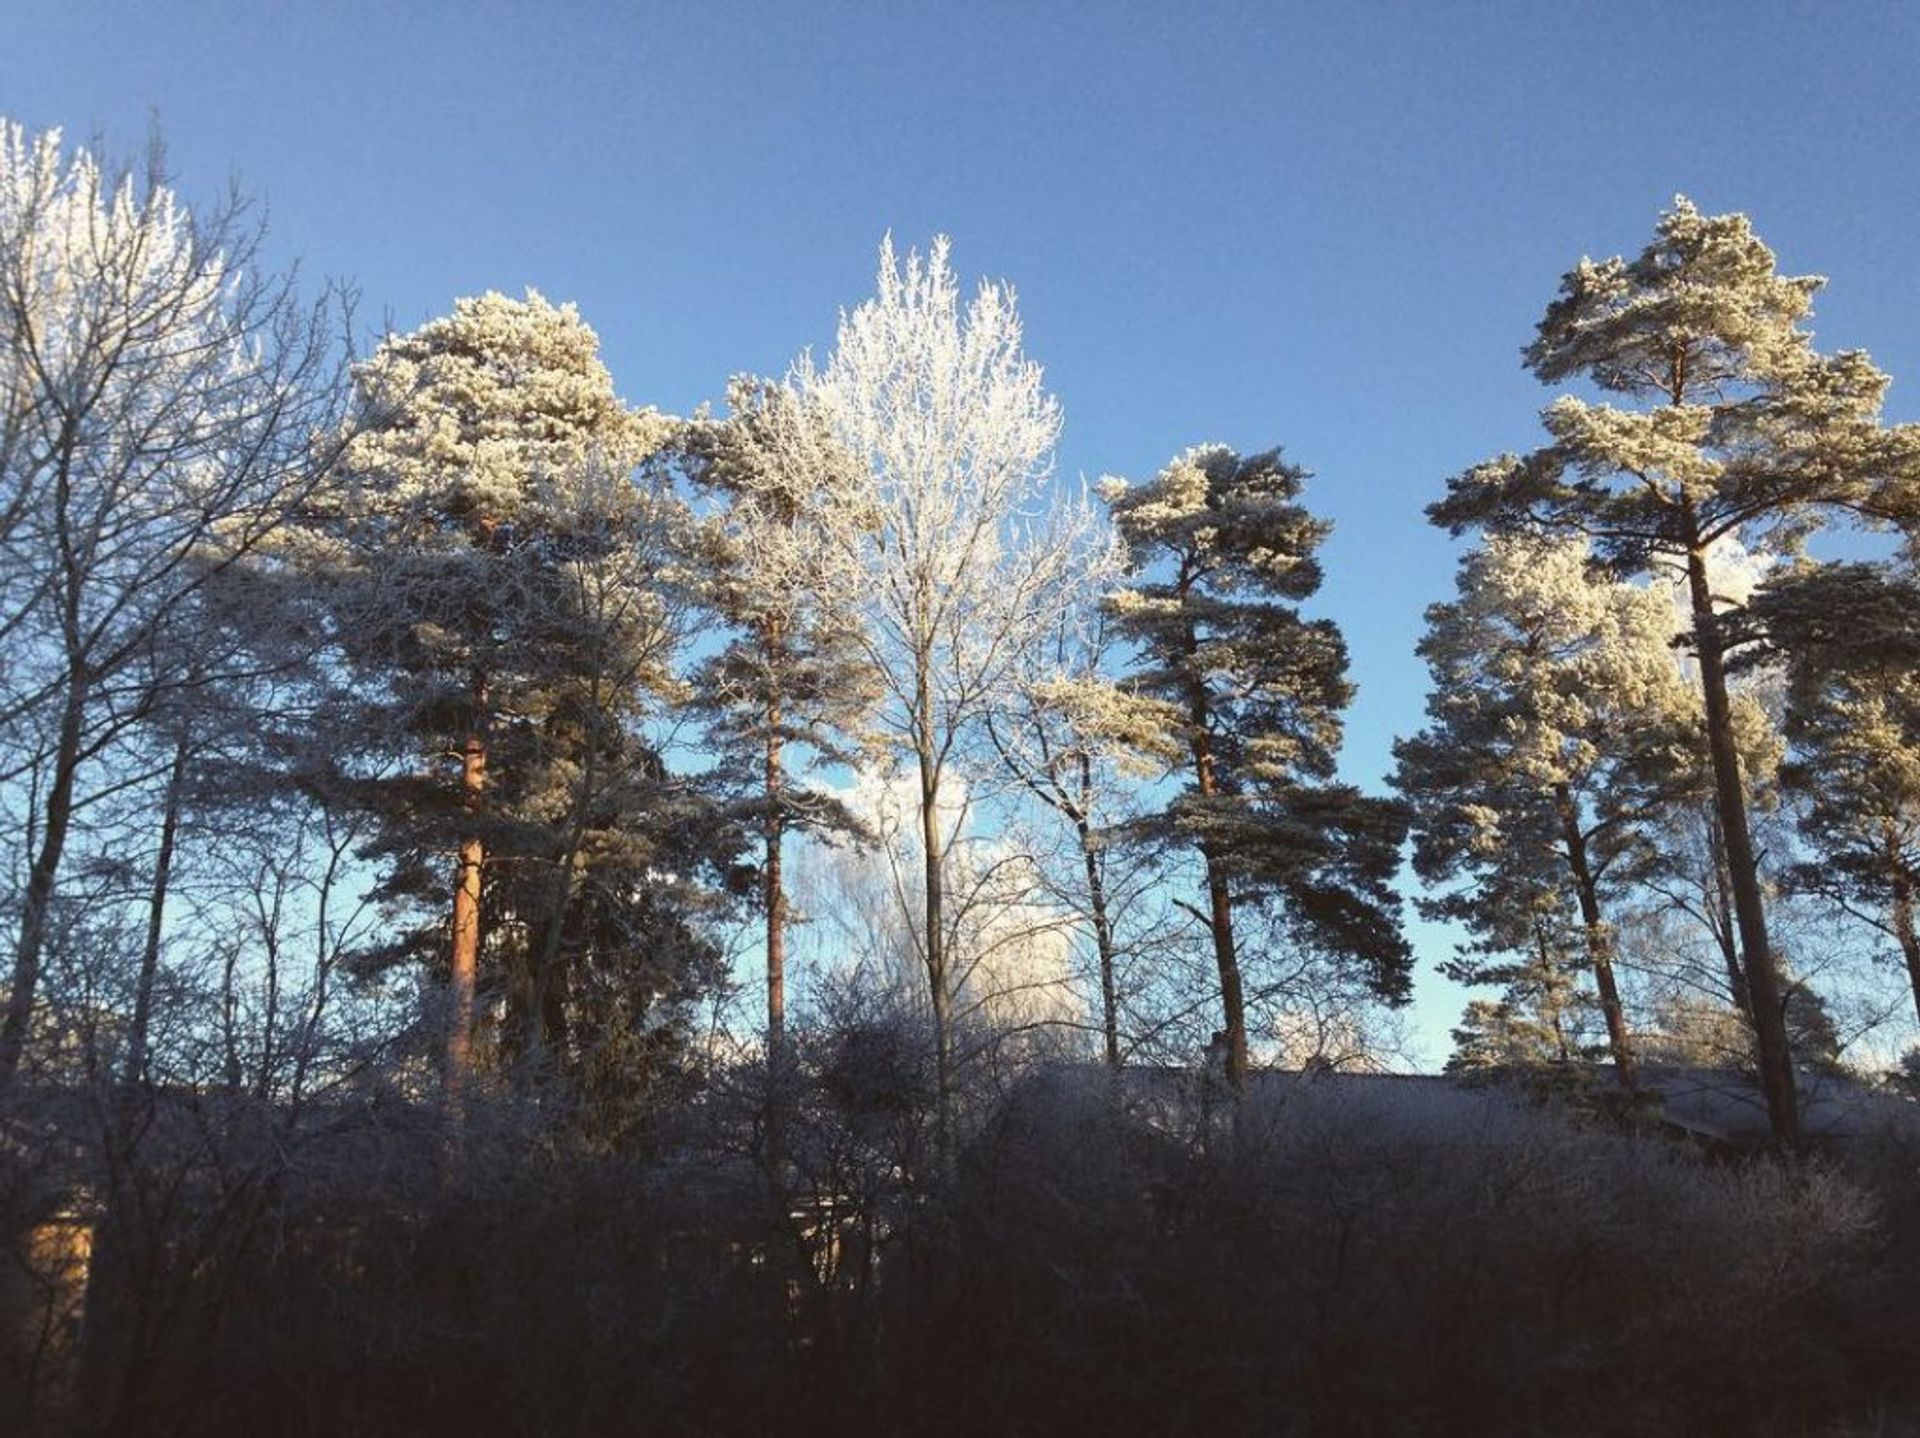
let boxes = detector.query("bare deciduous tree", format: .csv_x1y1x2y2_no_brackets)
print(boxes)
0,121,352,1087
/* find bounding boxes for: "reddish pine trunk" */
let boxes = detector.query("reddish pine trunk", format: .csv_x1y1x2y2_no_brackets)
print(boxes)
1707,807,1753,1018
1187,718,1247,1094
447,677,487,1095
1178,585,1247,1095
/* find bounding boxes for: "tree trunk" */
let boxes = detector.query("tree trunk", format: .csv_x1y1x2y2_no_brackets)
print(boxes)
1202,846,1248,1093
447,673,488,1096
1706,805,1753,1018
521,869,573,1076
1186,713,1247,1094
1536,926,1572,1065
0,670,87,1089
1176,590,1249,1095
1553,782,1635,1090
526,711,602,1077
1887,822,1920,1026
1684,538,1798,1144
914,651,953,1164
918,733,952,1165
78,735,191,1438
766,714,788,1063
122,733,191,1091
219,945,245,1089
1077,809,1121,1070
289,833,350,1112
763,706,792,1172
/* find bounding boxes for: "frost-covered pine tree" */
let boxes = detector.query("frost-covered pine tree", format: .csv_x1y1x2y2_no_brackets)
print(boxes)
1445,925,1585,1075
295,291,702,1094
1751,560,1920,1021
1394,533,1704,1087
1430,198,1920,1142
680,375,879,1068
1101,445,1410,1093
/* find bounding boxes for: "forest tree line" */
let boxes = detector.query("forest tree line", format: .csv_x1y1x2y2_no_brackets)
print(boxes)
6,117,1920,1434
5,122,1920,1145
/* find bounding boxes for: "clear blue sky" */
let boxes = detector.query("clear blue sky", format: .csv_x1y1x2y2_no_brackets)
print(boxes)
10,1,1920,1062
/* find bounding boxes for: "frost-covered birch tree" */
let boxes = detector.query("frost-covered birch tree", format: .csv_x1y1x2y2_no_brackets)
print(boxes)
801,235,1090,1154
985,548,1181,1069
1430,197,1920,1142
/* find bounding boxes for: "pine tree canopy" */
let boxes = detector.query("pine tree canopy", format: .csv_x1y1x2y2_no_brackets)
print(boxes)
1430,197,1920,565
1102,444,1411,999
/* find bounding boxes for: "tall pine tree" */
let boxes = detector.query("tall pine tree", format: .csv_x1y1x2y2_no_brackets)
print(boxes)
680,376,878,1072
1101,445,1408,1092
1751,560,1920,1021
295,291,729,1098
1431,198,1920,1142
1394,533,1705,1088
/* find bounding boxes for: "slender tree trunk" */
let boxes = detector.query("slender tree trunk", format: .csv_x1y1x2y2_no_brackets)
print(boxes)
0,670,87,1089
913,639,953,1162
1706,805,1753,1018
447,672,488,1095
1553,782,1635,1090
527,717,601,1075
1201,846,1247,1092
122,733,191,1091
1186,713,1247,1093
1683,536,1798,1144
219,946,245,1089
918,731,952,1164
1537,926,1572,1065
289,831,350,1113
1175,591,1249,1094
766,714,788,1063
762,702,794,1173
258,908,282,1099
1077,810,1121,1070
1886,821,1920,1026
538,932,572,1060
77,734,192,1438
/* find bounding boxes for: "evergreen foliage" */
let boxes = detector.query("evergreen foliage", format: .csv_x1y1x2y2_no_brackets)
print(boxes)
678,376,879,1060
1753,560,1920,1019
1430,197,1920,1141
11,113,1920,1434
1396,532,1702,1082
1101,444,1410,1088
292,292,742,1109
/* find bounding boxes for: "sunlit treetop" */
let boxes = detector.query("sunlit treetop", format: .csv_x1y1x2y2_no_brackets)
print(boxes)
1433,196,1920,568
338,289,670,530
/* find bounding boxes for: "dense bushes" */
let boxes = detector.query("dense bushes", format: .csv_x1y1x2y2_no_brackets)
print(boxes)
5,1057,1918,1436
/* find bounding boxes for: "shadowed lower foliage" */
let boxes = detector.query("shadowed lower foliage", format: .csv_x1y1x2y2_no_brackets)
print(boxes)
4,1051,1916,1438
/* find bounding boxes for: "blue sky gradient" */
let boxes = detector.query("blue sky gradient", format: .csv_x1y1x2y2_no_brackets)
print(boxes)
10,1,1920,1061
